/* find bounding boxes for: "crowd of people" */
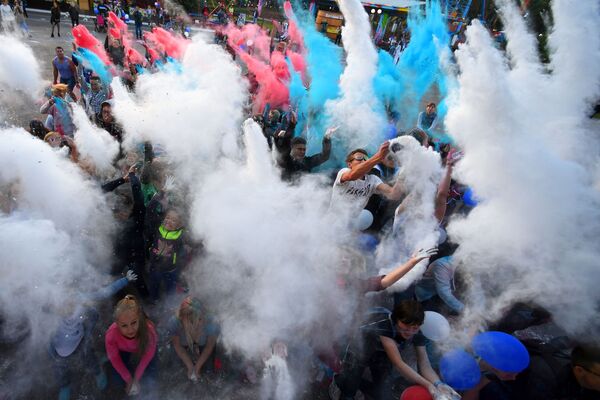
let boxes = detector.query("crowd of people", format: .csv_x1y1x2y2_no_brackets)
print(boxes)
1,1,599,400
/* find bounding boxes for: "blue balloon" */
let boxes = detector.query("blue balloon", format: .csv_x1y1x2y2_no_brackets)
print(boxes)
356,233,379,252
462,187,479,207
440,349,481,390
472,331,530,373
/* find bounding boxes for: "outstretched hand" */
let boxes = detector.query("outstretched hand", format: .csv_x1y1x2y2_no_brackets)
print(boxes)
324,126,339,140
375,141,390,159
125,270,138,282
163,175,176,192
411,247,438,262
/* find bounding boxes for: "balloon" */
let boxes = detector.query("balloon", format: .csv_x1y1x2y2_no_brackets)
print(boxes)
462,187,479,207
400,385,432,400
356,209,374,231
440,349,481,390
356,233,379,252
420,311,450,341
472,331,530,373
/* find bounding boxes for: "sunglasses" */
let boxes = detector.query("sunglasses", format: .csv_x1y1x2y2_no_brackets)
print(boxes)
351,155,368,162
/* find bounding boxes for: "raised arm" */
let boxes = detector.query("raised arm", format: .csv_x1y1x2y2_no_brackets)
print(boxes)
434,150,461,222
340,141,389,183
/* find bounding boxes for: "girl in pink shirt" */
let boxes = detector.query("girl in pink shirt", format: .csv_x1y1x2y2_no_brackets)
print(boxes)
105,295,158,398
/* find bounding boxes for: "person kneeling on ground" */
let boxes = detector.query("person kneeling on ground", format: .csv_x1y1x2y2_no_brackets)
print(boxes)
105,295,158,398
330,300,458,400
168,296,220,382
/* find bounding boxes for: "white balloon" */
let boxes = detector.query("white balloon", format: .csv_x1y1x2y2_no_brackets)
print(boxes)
420,311,450,341
356,209,373,231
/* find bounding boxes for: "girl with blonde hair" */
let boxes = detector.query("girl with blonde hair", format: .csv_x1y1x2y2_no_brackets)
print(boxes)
105,295,158,398
168,296,220,381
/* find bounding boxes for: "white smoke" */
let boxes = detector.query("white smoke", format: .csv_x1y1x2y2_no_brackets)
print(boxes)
377,136,443,290
111,34,248,185
444,0,600,337
72,104,120,177
0,35,42,95
326,0,386,150
0,129,114,390
190,119,347,360
111,33,351,388
261,355,294,400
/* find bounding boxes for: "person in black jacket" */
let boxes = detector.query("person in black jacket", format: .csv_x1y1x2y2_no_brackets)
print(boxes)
274,126,334,181
50,1,61,37
102,165,149,298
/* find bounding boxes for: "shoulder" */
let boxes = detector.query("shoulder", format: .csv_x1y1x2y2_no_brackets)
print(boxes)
146,320,158,339
368,173,384,186
105,322,118,339
334,168,350,185
412,331,428,347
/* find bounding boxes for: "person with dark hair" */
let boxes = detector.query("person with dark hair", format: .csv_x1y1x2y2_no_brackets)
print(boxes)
417,102,438,132
570,345,600,396
68,2,79,27
101,165,149,298
274,126,334,181
514,343,600,400
330,142,404,216
79,75,109,117
95,100,123,143
28,119,49,140
330,300,457,400
52,47,78,100
50,1,61,37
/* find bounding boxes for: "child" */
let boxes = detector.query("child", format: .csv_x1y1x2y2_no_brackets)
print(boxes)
105,295,157,398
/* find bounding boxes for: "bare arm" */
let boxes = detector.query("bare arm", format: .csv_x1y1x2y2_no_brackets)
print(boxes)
416,345,441,384
40,98,54,114
194,335,217,373
340,141,389,183
376,177,404,201
381,248,437,289
434,163,453,222
53,64,58,84
435,150,461,222
172,335,195,373
381,336,435,391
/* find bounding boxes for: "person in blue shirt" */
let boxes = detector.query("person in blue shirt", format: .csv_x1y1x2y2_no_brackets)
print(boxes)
167,296,220,381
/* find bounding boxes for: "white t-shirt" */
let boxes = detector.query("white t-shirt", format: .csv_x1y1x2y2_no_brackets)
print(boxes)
330,168,383,212
0,4,15,21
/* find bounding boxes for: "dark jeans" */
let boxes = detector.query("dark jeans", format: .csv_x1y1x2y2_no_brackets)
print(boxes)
335,348,393,400
135,24,142,40
148,269,178,302
110,351,158,400
60,76,76,91
49,337,100,388
51,21,60,36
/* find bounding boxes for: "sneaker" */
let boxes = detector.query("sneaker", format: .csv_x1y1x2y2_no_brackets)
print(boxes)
58,386,71,400
328,378,341,400
95,370,107,390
